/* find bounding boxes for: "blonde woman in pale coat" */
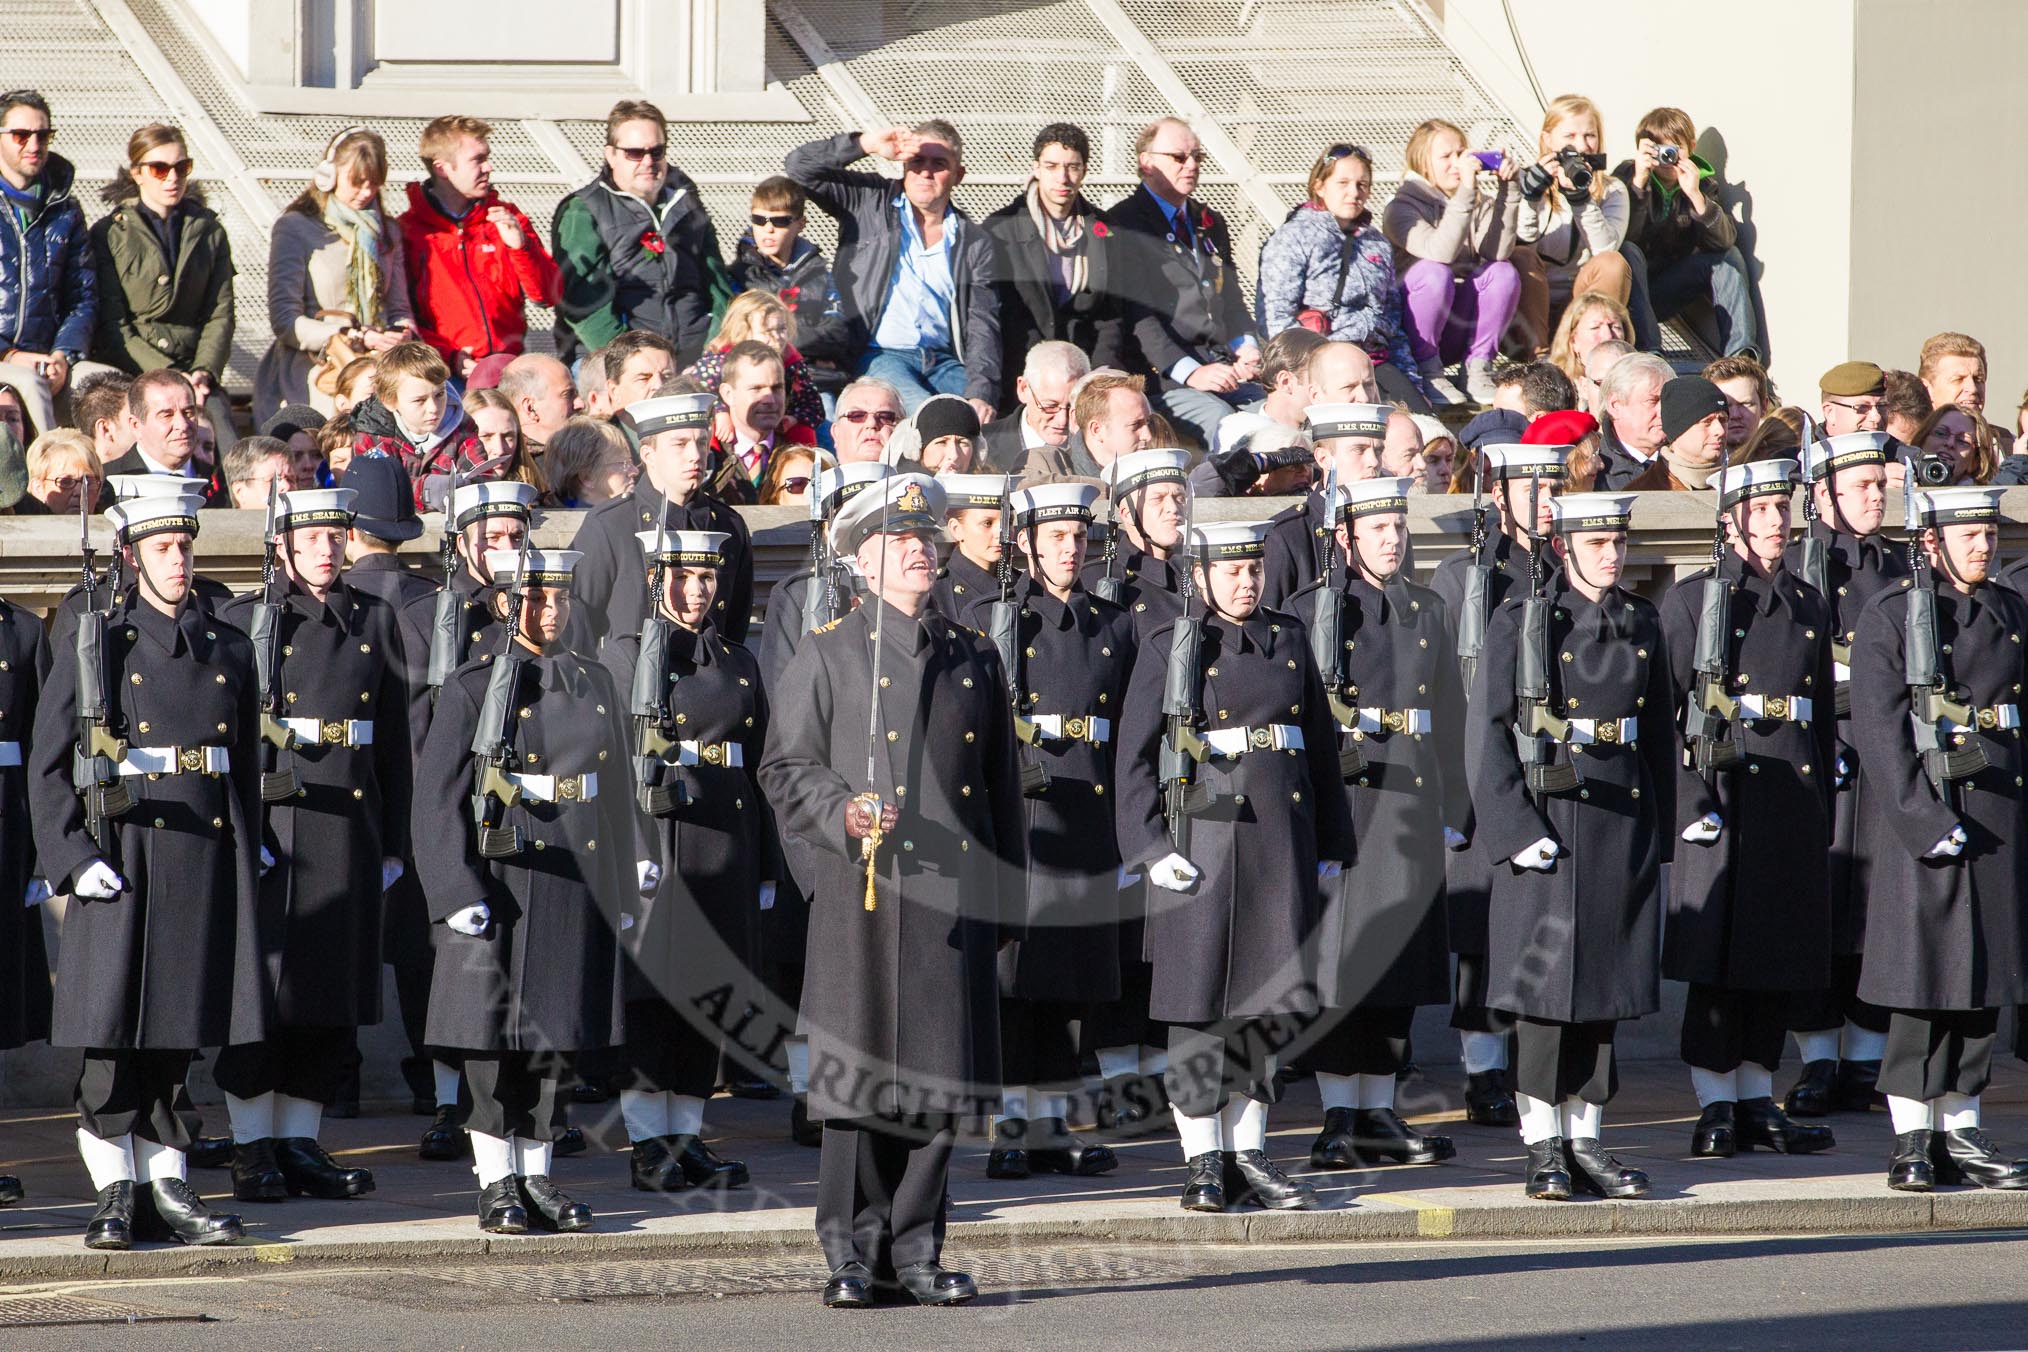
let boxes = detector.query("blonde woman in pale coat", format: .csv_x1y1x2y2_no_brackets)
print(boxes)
1513,95,1633,354
1381,118,1519,406
253,129,415,422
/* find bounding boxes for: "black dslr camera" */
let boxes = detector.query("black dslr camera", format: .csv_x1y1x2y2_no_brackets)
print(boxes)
1903,448,1955,487
1518,148,1605,202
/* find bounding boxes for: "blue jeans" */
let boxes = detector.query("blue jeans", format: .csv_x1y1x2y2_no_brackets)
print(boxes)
1154,382,1266,452
1624,241,1758,358
859,346,969,415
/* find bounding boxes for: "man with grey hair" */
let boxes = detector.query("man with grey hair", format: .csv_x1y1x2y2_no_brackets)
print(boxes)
1596,351,1674,489
497,354,577,450
576,341,616,419
981,340,1090,472
830,377,905,464
1579,338,1637,416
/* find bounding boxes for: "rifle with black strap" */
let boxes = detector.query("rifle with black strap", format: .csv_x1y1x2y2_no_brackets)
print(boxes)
1457,447,1494,692
799,468,835,637
1305,464,1363,781
469,529,532,858
1159,494,1212,851
250,480,303,803
1092,494,1125,605
1904,478,1986,801
71,493,132,854
1511,469,1581,796
1683,447,1741,775
424,455,465,695
630,519,690,817
990,475,1050,796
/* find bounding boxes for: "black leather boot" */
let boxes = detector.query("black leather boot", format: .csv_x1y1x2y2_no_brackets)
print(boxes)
84,1181,134,1250
1834,1059,1884,1113
275,1138,374,1198
477,1177,527,1232
148,1177,244,1245
1309,1106,1359,1169
986,1117,1030,1179
1465,1069,1520,1127
822,1260,875,1308
1933,1128,2028,1189
1690,1102,1737,1157
0,1175,22,1205
418,1104,468,1161
790,1096,823,1148
1027,1117,1117,1176
630,1136,687,1192
1524,1136,1571,1200
1565,1138,1649,1198
519,1174,594,1230
671,1133,749,1189
1783,1058,1838,1117
231,1138,288,1202
1887,1129,1935,1191
1179,1150,1225,1212
1736,1097,1835,1155
1352,1107,1456,1165
1226,1149,1318,1210
893,1262,978,1305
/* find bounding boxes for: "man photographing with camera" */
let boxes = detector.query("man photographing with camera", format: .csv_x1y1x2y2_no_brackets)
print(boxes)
1613,107,1757,361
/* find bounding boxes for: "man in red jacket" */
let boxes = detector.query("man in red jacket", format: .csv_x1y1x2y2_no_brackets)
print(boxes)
401,116,561,379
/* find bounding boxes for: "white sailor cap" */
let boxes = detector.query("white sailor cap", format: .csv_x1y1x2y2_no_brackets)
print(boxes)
1010,481,1101,526
829,473,945,555
1549,492,1636,533
451,480,538,529
1800,432,1895,483
935,472,1009,513
108,473,208,502
1911,486,2004,527
1718,458,1797,510
109,494,203,542
636,529,730,567
275,487,357,530
1305,402,1391,441
1337,476,1415,521
1102,448,1189,498
626,393,716,439
813,460,890,516
483,548,583,589
1480,444,1568,481
1187,520,1271,561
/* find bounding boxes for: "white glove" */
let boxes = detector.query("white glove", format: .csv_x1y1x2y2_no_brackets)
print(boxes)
1924,825,1969,859
1834,753,1853,789
73,860,125,901
1511,837,1559,871
1148,852,1201,892
1317,860,1343,882
23,878,50,909
445,902,492,936
1443,827,1467,851
1116,865,1143,890
259,844,276,875
637,859,661,897
380,858,405,892
619,913,636,931
1680,812,1723,845
759,882,777,911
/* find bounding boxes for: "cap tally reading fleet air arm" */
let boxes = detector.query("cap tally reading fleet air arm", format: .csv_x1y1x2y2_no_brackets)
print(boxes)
1338,475,1415,521
1010,481,1101,527
626,392,716,438
274,487,357,530
1718,458,1798,511
1800,431,1894,483
1187,520,1271,561
1910,486,2004,527
483,548,583,588
829,472,946,555
1549,492,1636,534
109,494,204,543
1305,402,1391,441
1101,448,1190,498
452,480,538,529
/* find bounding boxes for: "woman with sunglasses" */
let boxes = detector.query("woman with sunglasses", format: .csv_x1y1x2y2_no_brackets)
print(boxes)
760,445,819,506
1257,144,1428,412
87,124,237,447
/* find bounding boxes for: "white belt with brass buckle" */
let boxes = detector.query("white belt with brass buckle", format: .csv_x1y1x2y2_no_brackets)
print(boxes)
1940,703,2021,734
280,717,375,747
118,745,231,776
1349,707,1431,736
1203,723,1306,757
1738,694,1813,723
674,741,745,768
506,771,600,802
1834,661,1852,685
1029,714,1112,743
0,741,18,768
1565,717,1638,746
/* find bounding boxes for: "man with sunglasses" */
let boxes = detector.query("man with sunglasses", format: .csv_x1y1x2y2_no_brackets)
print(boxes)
830,377,905,464
1101,118,1260,452
553,100,732,369
0,90,94,419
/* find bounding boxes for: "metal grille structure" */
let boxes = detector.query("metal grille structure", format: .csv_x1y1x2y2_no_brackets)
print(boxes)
7,0,1535,386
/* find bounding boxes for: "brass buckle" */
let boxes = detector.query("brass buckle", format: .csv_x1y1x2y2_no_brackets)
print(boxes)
1596,720,1620,744
1383,710,1406,734
1765,696,1789,720
703,743,725,766
558,776,581,801
1065,716,1089,742
1978,706,1999,730
178,748,202,772
1248,726,1272,750
321,720,347,744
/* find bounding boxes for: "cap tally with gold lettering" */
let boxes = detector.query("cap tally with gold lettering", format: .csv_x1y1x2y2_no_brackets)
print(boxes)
1719,458,1797,510
275,487,357,530
627,392,715,439
452,480,537,530
1337,475,1414,522
1911,486,2003,528
1800,431,1894,483
935,472,1008,513
814,461,890,517
829,472,945,555
1187,520,1271,562
1010,481,1100,527
1102,448,1189,499
108,473,208,502
1306,402,1390,441
1480,444,1567,481
636,529,729,568
484,548,583,589
1549,492,1636,534
109,494,204,543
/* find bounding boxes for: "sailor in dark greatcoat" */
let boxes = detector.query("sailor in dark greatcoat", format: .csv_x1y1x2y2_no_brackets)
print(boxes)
1850,486,2028,1191
757,474,1026,1309
1259,402,1387,610
1658,458,1837,1160
1466,492,1673,1201
928,472,1006,619
0,581,51,1209
30,492,262,1249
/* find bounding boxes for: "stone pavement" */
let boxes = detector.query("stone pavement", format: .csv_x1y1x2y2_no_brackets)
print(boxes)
4,1058,2028,1281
